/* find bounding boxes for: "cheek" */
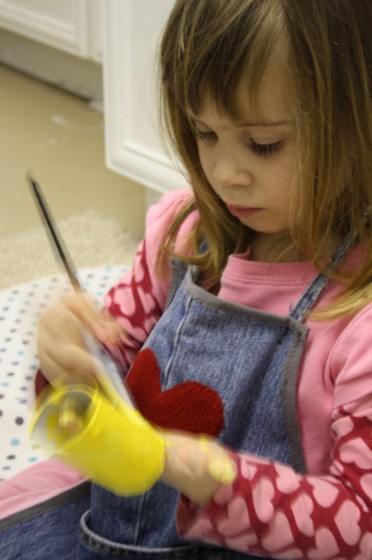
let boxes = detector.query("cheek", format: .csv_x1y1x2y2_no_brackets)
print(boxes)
266,163,292,189
197,145,211,165
265,167,293,211
275,148,296,178
273,152,296,196
198,150,215,183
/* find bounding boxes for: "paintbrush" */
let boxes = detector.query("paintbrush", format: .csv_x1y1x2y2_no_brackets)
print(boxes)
27,173,134,410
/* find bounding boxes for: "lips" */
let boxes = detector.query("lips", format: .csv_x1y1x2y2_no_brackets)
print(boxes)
226,204,263,218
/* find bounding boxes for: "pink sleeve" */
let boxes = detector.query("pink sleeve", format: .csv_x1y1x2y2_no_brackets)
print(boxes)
0,460,85,520
177,307,372,559
103,189,195,372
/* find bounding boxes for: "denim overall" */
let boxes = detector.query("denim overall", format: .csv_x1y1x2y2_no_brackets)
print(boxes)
0,245,348,560
76,247,345,560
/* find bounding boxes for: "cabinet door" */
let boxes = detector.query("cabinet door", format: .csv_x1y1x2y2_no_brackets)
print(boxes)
103,0,187,194
90,0,103,63
0,0,90,57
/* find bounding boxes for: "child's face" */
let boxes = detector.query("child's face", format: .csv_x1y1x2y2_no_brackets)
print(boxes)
189,53,297,245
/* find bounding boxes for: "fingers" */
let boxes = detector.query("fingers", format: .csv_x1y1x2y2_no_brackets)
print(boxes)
66,293,125,347
39,340,98,386
161,431,237,506
37,293,125,388
91,316,125,348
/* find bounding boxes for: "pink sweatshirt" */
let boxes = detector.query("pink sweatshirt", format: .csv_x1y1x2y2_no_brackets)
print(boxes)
2,189,372,559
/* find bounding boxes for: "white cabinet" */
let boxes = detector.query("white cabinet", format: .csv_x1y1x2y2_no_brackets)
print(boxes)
0,0,102,61
103,0,186,194
0,0,90,57
0,0,186,194
90,0,103,63
0,0,103,100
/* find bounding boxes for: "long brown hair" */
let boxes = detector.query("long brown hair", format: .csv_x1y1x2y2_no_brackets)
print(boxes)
158,0,372,318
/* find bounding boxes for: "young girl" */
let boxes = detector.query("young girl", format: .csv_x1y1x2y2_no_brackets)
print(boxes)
4,0,372,558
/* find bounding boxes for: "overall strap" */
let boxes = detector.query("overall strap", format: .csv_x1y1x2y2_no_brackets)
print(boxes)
289,233,356,322
165,238,208,308
165,257,189,308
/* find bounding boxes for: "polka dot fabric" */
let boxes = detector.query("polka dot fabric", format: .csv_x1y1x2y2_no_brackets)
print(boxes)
0,265,126,481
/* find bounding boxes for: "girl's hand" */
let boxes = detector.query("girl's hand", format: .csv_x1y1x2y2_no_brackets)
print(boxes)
161,431,237,507
38,293,124,388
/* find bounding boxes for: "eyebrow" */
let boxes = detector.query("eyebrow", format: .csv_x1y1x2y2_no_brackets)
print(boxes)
238,120,292,128
191,117,292,128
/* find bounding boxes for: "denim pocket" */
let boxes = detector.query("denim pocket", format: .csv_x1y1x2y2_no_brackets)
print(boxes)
77,511,209,559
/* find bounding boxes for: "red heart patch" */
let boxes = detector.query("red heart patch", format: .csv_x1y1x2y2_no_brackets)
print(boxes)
126,348,224,437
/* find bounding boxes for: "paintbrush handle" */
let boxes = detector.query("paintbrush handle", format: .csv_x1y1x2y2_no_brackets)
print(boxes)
27,174,135,408
27,174,82,292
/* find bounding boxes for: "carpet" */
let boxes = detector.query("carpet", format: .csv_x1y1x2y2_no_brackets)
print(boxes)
0,209,140,290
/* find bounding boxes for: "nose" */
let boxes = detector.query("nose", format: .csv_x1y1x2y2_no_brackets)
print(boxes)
212,149,253,188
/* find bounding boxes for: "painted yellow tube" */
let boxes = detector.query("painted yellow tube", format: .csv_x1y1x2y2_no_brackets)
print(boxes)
29,384,165,496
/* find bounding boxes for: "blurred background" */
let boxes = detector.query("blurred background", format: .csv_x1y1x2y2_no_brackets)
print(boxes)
0,62,146,238
0,0,184,287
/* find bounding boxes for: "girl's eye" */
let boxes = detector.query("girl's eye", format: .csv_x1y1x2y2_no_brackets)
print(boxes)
193,129,216,143
193,126,284,156
249,140,283,156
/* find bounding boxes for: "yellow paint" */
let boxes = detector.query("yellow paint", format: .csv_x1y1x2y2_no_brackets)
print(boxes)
208,457,237,485
30,384,165,496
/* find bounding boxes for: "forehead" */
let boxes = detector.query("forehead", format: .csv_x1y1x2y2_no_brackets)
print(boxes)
194,50,294,126
245,51,293,120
